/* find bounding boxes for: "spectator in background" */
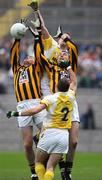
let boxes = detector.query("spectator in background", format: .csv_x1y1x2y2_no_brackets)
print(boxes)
0,69,7,94
95,44,102,88
80,102,96,130
78,44,102,88
0,48,8,94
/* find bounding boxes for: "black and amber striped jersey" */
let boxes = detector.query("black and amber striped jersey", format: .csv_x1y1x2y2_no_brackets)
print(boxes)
34,35,78,94
64,38,78,75
43,36,78,75
35,36,69,93
34,39,60,93
10,39,43,102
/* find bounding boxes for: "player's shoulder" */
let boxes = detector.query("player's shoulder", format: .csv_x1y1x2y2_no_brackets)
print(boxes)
48,92,59,99
65,88,75,98
41,93,58,106
46,92,60,102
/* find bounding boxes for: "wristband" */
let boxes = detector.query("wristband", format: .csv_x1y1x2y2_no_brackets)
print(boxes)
67,66,71,70
19,112,22,116
11,111,19,117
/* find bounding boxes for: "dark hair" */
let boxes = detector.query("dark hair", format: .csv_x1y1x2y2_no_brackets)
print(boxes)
58,77,70,92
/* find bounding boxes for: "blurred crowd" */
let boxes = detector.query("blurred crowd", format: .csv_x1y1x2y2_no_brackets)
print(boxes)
0,36,102,94
78,40,102,88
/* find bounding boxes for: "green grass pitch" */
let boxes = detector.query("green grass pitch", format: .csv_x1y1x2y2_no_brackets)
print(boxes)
0,152,102,180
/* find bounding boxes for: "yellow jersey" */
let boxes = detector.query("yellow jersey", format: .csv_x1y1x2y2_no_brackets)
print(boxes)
41,89,75,129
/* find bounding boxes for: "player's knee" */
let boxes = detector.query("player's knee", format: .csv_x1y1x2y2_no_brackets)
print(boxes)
71,139,78,149
23,140,33,151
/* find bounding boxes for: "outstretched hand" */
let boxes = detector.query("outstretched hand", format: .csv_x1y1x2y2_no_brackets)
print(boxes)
54,26,63,38
20,18,28,25
6,111,19,118
28,1,38,11
7,111,12,118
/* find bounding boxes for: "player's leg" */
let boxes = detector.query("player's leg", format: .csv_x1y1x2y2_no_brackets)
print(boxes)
65,121,79,180
17,111,37,179
21,126,37,180
59,100,79,180
65,100,80,180
35,148,49,180
34,118,48,180
45,153,62,180
48,128,69,180
58,155,66,180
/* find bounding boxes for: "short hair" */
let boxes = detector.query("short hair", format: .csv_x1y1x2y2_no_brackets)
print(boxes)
58,77,70,92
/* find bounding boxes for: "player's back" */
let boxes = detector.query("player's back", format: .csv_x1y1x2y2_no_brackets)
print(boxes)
41,90,75,129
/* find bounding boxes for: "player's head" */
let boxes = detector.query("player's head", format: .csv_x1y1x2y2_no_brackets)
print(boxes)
58,50,69,64
23,56,34,67
58,77,70,92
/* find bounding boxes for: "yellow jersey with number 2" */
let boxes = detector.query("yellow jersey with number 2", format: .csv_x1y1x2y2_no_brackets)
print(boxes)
41,89,75,129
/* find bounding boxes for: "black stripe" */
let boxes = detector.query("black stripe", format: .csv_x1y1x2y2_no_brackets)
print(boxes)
14,74,19,102
10,39,19,52
72,49,77,72
52,66,56,93
16,72,23,101
32,66,40,97
12,53,18,72
22,83,29,100
41,58,51,72
68,39,78,53
58,72,60,80
39,37,44,54
27,68,35,99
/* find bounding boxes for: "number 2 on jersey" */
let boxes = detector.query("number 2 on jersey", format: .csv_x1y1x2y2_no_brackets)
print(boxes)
61,107,69,121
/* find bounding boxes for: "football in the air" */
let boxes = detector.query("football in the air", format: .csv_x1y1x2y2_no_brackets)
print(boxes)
10,23,27,39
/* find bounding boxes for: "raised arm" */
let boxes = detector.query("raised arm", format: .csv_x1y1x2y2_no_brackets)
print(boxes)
28,25,44,64
28,1,50,39
10,39,21,74
37,10,50,39
68,67,77,92
60,33,78,74
28,24,52,78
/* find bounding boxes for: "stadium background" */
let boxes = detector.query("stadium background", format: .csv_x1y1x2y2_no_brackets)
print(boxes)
0,0,102,152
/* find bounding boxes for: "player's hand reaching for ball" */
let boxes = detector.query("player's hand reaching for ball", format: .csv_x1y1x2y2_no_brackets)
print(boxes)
28,1,38,11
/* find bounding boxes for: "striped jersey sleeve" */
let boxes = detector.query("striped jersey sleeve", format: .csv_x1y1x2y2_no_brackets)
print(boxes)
10,39,21,74
64,38,78,75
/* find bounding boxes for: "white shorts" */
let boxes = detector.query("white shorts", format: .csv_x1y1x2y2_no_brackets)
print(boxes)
72,100,80,122
17,99,47,128
37,128,69,154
